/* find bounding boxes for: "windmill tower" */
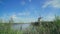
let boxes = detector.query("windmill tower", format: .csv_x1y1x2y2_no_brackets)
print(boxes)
38,16,42,24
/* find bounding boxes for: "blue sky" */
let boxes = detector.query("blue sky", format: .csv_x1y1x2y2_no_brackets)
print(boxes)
0,0,60,23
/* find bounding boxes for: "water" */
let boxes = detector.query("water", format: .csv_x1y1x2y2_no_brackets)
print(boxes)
11,24,30,30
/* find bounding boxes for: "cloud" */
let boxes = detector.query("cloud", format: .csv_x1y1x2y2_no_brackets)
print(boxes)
9,14,20,23
29,0,32,2
10,14,36,23
43,13,55,21
18,12,30,16
20,1,26,6
42,0,60,8
10,11,30,18
8,12,34,23
10,14,17,19
42,1,52,8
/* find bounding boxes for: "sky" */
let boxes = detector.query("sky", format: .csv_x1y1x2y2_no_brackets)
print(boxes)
0,0,60,23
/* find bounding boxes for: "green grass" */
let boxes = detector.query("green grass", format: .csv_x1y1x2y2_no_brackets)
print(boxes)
0,16,60,34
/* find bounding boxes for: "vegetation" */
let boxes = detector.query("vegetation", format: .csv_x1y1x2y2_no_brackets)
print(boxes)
0,16,60,34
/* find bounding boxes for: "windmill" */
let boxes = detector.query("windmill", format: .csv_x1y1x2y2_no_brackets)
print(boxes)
38,16,42,25
31,16,42,26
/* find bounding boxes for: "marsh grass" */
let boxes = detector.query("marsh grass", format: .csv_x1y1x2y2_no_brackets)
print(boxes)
0,16,60,34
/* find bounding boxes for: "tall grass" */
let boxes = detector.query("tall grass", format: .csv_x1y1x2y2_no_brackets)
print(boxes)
0,18,23,34
0,15,60,34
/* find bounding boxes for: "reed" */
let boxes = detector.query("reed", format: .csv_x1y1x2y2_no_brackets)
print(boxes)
0,15,60,34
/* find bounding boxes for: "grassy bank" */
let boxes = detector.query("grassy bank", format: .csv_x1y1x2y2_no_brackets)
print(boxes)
0,16,60,34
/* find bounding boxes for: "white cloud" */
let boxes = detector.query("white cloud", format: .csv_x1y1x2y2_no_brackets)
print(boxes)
42,0,60,8
11,14,17,19
43,13,55,21
10,14,20,23
0,11,36,23
16,17,37,23
29,0,32,2
9,12,34,23
18,12,30,16
10,11,30,19
42,1,52,8
10,15,36,23
21,1,26,6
